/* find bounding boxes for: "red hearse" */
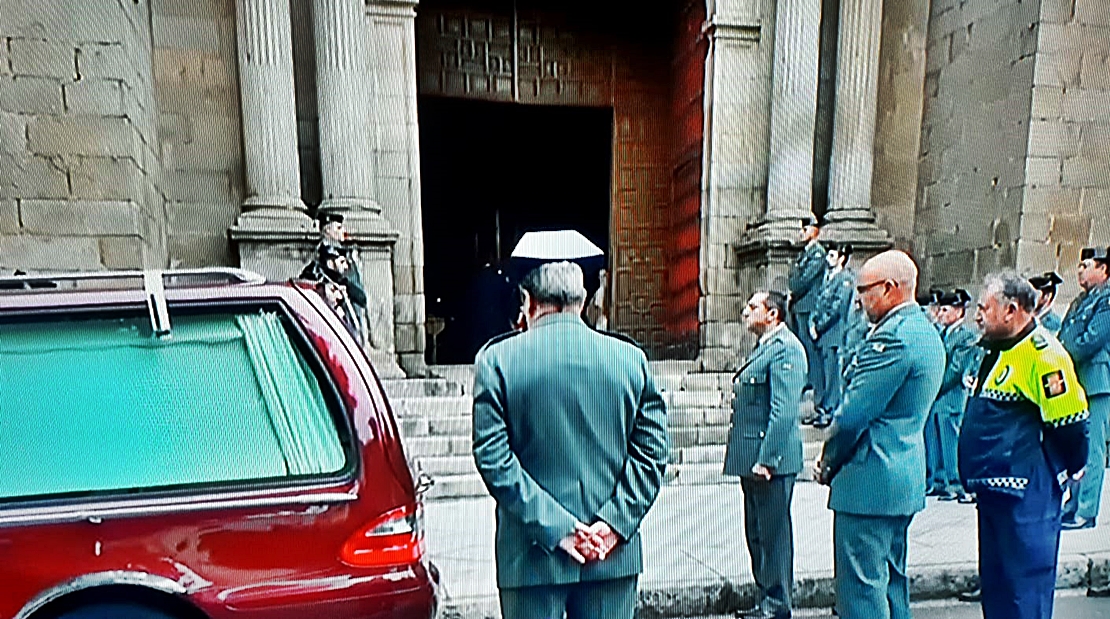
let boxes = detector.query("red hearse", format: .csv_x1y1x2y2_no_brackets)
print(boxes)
0,270,437,619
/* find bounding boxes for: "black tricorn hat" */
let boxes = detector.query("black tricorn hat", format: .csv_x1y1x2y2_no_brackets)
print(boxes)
938,289,971,307
1029,271,1063,292
801,215,820,228
1081,247,1110,262
318,211,345,225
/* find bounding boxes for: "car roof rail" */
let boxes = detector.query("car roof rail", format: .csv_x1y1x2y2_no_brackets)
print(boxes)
0,267,267,338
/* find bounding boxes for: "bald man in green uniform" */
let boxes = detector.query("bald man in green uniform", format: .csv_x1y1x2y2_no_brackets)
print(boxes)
472,261,669,619
816,251,945,619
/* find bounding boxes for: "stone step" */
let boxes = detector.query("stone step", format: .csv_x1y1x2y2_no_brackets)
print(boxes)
663,390,723,409
415,455,479,477
403,435,472,458
424,474,489,500
680,372,735,391
390,395,473,418
380,378,463,398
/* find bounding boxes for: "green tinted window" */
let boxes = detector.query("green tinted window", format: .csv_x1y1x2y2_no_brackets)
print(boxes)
0,310,346,500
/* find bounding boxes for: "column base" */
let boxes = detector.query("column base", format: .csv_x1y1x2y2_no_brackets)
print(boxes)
229,207,406,379
243,195,309,212
820,207,893,253
319,197,382,215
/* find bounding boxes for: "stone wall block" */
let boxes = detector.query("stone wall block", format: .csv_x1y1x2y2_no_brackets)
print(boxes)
0,112,28,153
1040,0,1077,23
69,156,144,201
1034,51,1084,88
63,79,125,116
1028,120,1081,157
1015,238,1059,269
1063,90,1110,122
28,116,140,159
152,14,221,51
0,75,65,114
1026,157,1062,186
9,38,77,79
1049,211,1092,243
1063,156,1110,187
1,153,69,199
0,234,102,271
1031,85,1064,119
77,43,133,81
167,234,231,268
166,200,237,235
1080,52,1110,89
98,236,144,269
0,199,18,233
1080,124,1110,157
1075,0,1110,26
20,198,141,236
165,169,231,203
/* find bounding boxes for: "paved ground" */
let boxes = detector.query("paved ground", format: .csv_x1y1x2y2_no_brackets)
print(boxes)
426,479,1110,617
691,590,1110,618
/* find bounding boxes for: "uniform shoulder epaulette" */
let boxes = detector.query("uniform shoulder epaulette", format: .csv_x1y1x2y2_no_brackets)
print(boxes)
598,329,644,349
1031,332,1049,350
478,329,522,353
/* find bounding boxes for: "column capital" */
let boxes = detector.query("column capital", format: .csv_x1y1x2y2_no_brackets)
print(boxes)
366,0,418,18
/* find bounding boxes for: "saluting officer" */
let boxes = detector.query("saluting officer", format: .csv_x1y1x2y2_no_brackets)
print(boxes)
788,217,828,403
809,243,856,428
1059,246,1110,530
1029,272,1064,335
924,289,982,502
724,291,806,619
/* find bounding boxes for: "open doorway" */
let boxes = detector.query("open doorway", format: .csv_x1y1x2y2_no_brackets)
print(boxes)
419,97,612,365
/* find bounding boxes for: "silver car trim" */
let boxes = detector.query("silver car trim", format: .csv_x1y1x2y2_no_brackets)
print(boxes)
0,492,358,528
14,571,189,619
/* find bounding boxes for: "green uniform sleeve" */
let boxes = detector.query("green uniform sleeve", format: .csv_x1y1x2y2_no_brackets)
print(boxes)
596,354,669,541
472,350,579,552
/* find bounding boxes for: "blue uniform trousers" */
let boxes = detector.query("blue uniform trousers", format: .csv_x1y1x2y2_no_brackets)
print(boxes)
938,411,963,492
790,311,823,402
833,512,913,619
741,475,797,615
498,576,638,619
818,344,843,415
976,464,1062,619
924,410,944,490
1063,393,1109,523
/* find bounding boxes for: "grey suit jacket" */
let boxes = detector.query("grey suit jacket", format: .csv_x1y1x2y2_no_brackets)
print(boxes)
472,313,669,588
723,325,806,477
819,304,945,516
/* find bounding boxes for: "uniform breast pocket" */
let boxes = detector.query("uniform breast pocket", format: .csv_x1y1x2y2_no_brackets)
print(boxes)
737,375,770,407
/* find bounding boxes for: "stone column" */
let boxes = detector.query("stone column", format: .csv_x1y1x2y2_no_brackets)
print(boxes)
313,0,380,214
234,0,308,214
823,0,890,244
230,0,317,278
759,0,821,238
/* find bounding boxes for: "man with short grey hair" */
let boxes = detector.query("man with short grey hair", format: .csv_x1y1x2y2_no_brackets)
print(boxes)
960,271,1089,619
472,260,669,619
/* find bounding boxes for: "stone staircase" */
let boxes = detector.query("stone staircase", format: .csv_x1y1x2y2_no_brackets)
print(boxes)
381,361,826,500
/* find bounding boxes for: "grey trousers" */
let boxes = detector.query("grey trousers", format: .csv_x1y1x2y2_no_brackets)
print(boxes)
498,576,638,619
741,475,797,615
833,512,914,619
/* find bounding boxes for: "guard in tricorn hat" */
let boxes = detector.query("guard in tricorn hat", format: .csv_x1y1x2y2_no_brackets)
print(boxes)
808,242,855,429
1028,271,1064,334
788,216,828,402
925,288,981,504
1059,246,1110,530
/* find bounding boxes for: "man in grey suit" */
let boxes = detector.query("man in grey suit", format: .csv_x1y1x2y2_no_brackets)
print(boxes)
725,290,807,619
472,261,670,619
816,251,945,619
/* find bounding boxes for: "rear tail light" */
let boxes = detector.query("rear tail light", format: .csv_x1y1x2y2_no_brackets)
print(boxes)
340,504,425,568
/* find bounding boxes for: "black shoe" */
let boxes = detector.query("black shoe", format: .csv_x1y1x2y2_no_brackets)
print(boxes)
1062,516,1096,530
958,587,982,602
812,414,833,429
926,487,947,497
937,490,961,501
957,493,977,504
737,609,791,619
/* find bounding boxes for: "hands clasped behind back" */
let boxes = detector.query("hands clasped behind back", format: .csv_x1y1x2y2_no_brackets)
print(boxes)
558,520,621,565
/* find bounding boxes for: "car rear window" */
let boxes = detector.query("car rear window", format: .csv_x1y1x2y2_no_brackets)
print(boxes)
0,309,347,501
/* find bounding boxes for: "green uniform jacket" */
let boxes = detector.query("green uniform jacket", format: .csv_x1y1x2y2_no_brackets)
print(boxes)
1059,283,1110,396
723,325,806,477
472,313,669,588
819,304,945,515
811,268,856,349
930,321,982,417
788,242,828,314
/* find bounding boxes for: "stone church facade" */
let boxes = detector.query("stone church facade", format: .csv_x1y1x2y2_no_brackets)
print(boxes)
1,0,1107,375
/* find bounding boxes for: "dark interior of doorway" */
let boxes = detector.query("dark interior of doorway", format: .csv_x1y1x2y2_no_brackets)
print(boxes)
419,96,612,365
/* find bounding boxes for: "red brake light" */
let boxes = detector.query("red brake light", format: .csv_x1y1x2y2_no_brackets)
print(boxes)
340,504,425,567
